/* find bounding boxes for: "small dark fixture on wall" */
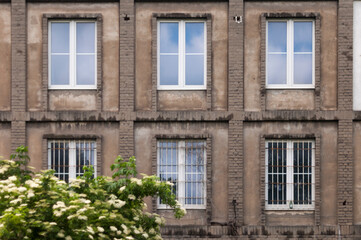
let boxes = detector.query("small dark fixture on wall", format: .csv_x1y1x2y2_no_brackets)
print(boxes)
124,14,130,21
234,15,242,23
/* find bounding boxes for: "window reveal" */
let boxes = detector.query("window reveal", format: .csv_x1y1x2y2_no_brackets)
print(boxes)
266,19,314,88
157,140,206,209
158,20,206,90
265,140,315,210
48,140,97,182
49,21,96,89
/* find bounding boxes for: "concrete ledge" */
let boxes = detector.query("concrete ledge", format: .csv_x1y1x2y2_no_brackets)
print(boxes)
161,225,361,239
0,110,358,122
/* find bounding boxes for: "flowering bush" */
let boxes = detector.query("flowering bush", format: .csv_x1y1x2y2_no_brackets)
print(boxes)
0,146,185,240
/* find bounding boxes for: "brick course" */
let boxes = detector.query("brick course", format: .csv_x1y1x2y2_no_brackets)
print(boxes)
119,0,135,111
11,0,27,151
338,0,354,226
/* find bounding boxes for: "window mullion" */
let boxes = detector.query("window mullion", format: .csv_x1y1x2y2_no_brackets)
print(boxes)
73,21,77,87
203,141,206,206
203,22,207,88
287,141,293,205
178,141,186,206
180,21,185,88
312,20,315,86
265,141,268,207
48,23,52,87
312,141,315,206
69,21,75,88
157,21,160,89
288,20,293,87
69,141,76,180
47,141,51,170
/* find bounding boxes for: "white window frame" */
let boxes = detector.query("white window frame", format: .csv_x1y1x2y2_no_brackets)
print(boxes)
266,19,315,89
157,20,207,90
265,140,315,210
48,20,97,89
47,140,97,181
157,140,206,209
354,1,361,110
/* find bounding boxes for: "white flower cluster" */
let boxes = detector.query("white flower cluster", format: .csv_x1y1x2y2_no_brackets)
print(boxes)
130,178,142,186
107,194,126,209
0,158,183,240
175,200,187,215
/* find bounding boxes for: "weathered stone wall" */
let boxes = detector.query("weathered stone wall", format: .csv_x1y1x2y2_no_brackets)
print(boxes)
0,0,358,238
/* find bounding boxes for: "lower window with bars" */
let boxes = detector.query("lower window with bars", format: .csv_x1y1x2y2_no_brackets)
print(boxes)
157,140,206,209
48,140,97,182
265,140,315,210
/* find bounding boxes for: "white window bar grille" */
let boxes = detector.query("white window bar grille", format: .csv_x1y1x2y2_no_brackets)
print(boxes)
265,140,315,210
48,140,97,182
157,140,206,209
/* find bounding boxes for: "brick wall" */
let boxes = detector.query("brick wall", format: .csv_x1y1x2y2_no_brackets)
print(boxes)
338,119,353,225
10,0,27,151
338,0,353,111
119,0,135,111
228,120,243,225
338,0,354,225
11,0,26,113
3,0,360,238
228,0,243,112
119,121,134,160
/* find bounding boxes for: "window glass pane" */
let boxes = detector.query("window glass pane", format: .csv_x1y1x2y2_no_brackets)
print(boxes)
185,141,205,205
51,23,69,53
267,143,272,173
49,141,69,182
268,22,287,52
160,55,178,85
185,22,204,53
267,177,272,205
160,22,178,53
294,22,313,52
76,55,95,85
293,141,313,205
197,183,204,205
158,140,178,204
76,142,82,176
267,141,286,205
91,143,95,167
185,55,204,85
267,54,287,84
65,143,69,173
76,141,96,178
294,54,312,84
51,55,70,85
76,22,95,53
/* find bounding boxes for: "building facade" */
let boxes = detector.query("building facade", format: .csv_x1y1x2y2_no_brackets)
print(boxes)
0,0,359,238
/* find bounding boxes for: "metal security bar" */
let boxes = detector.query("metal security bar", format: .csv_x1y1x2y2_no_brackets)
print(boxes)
265,140,315,210
48,140,97,182
157,140,206,209
158,140,178,203
185,141,206,205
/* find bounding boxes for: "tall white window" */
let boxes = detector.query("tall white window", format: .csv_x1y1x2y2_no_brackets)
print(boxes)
48,140,97,182
265,140,315,210
266,20,314,88
49,21,96,89
158,20,206,90
157,140,206,209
